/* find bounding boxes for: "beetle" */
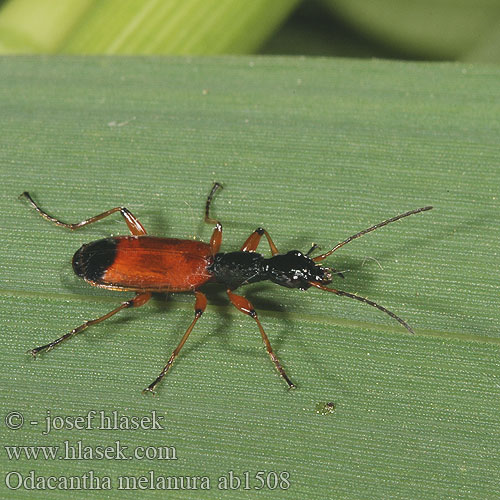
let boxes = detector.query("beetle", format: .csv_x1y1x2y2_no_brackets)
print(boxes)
21,184,432,394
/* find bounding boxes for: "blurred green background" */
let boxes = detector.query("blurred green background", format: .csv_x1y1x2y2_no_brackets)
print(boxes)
0,0,499,61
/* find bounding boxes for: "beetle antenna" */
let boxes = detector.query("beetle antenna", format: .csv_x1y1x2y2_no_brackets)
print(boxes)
313,206,433,263
309,281,414,333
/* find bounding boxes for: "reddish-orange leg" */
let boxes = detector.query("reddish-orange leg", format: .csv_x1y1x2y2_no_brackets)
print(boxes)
205,183,223,255
205,185,294,388
22,192,151,355
238,228,295,387
28,292,152,356
143,291,208,395
227,289,295,389
20,192,147,236
240,227,279,255
143,184,221,393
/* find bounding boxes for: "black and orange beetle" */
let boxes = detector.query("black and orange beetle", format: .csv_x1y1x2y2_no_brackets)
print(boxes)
21,184,432,393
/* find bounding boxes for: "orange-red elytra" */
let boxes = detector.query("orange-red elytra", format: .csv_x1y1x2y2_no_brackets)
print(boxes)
21,184,432,394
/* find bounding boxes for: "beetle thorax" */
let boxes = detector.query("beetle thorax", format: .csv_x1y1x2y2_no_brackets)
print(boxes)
210,252,267,290
210,250,332,291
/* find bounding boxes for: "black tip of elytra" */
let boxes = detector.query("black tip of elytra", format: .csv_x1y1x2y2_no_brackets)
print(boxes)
72,238,118,282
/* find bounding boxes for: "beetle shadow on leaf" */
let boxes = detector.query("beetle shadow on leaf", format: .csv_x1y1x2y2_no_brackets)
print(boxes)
181,283,295,358
145,209,170,237
207,283,294,354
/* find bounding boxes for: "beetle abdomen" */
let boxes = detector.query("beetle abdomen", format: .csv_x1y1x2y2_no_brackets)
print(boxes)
73,236,213,292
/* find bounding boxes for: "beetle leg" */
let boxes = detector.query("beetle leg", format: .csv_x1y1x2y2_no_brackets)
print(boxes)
20,192,147,235
240,227,279,255
209,222,223,255
204,182,222,224
28,292,152,356
143,291,207,395
202,183,223,255
227,289,295,389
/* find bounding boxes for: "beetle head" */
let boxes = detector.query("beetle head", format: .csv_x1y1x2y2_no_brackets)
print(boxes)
266,250,332,290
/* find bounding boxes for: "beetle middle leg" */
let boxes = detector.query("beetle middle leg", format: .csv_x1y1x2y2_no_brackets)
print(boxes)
20,192,147,236
28,292,152,357
203,183,223,255
227,289,295,389
240,228,279,255
143,290,208,395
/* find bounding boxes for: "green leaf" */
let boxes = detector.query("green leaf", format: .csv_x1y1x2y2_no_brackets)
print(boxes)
0,0,299,54
1,55,499,499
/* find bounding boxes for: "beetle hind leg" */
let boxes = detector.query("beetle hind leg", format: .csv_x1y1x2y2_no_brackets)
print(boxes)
20,192,147,236
28,292,151,357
